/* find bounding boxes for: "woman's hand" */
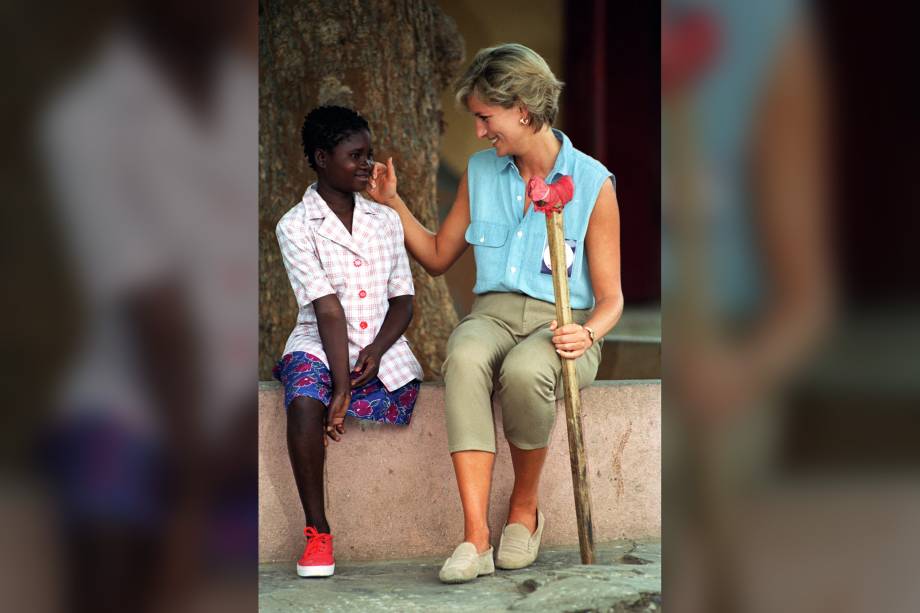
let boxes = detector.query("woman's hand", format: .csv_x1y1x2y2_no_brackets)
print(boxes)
367,157,398,204
324,388,349,445
351,343,383,388
549,320,593,359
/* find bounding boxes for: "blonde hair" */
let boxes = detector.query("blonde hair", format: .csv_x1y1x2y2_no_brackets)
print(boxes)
455,43,564,131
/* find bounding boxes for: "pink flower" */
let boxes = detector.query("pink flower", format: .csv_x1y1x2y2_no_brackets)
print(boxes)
386,405,399,423
319,372,331,384
294,362,311,373
527,176,551,202
294,375,315,387
527,175,575,215
352,399,373,416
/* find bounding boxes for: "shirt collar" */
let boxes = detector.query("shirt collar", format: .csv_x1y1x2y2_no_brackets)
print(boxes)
498,128,573,181
301,183,380,219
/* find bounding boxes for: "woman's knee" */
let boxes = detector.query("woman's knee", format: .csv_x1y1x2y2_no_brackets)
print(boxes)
444,331,496,377
498,353,556,401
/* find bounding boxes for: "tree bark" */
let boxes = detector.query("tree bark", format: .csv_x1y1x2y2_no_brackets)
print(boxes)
259,0,464,380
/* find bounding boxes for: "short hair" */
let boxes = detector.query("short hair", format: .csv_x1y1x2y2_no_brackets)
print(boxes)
454,43,564,132
300,106,370,169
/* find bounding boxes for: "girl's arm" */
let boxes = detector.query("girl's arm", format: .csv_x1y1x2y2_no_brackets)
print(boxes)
312,293,351,440
276,220,351,440
551,178,624,359
368,157,470,276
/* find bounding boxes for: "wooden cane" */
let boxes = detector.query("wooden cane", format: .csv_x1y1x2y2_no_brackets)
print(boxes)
545,209,596,565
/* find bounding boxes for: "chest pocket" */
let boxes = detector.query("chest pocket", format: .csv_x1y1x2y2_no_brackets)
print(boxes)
465,221,510,282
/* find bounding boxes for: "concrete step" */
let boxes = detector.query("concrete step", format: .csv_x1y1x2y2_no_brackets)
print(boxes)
259,380,660,563
259,540,661,612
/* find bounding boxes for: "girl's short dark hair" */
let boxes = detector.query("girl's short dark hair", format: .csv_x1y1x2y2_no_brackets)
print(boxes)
301,106,370,169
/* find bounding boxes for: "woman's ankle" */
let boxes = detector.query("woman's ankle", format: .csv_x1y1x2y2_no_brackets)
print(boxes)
463,526,491,552
506,504,538,532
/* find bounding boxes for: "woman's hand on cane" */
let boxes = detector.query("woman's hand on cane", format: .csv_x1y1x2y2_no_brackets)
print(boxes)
549,320,593,359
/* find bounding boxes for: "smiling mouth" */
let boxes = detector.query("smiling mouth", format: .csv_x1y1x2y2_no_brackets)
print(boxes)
489,136,499,145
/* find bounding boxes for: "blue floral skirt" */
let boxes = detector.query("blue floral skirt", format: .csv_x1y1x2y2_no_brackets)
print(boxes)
273,351,420,426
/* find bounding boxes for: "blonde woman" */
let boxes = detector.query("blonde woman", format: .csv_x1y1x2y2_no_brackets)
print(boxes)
368,43,623,583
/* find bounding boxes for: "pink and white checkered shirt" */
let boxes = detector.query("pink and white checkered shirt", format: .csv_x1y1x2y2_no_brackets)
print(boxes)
276,184,423,391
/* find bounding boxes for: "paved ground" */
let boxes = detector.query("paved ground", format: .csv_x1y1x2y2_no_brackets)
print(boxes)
259,539,660,612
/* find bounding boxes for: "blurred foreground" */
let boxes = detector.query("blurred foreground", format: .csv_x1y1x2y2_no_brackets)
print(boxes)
663,1,920,611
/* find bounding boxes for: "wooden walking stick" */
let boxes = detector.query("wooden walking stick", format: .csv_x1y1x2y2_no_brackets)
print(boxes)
528,175,595,564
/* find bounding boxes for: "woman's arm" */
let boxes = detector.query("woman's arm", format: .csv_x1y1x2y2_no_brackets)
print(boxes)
552,178,624,359
368,157,470,276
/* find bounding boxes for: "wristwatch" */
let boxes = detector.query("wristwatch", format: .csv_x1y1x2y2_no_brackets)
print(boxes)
583,325,597,345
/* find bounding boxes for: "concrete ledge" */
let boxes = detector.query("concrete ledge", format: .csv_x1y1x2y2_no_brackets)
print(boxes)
259,381,660,562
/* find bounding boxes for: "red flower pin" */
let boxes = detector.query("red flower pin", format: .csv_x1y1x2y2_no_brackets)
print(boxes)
527,175,575,214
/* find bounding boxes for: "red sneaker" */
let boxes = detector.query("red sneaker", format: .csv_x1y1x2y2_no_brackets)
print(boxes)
297,527,335,577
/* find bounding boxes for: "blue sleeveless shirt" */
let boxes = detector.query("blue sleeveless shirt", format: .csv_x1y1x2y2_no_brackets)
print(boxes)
465,129,614,309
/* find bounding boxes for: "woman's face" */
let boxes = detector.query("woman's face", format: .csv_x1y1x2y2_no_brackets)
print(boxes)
316,129,373,192
467,93,530,157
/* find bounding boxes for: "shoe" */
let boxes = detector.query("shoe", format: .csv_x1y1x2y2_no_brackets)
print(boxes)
438,542,495,583
496,510,544,570
297,526,335,577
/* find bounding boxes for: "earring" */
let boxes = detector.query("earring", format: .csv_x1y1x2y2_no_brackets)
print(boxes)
520,117,529,125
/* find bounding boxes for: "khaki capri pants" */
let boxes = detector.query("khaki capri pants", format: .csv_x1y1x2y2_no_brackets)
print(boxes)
443,292,604,453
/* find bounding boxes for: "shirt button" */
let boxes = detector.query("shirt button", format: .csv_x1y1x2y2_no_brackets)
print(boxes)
479,236,485,243
517,231,523,238
359,321,368,330
517,195,522,201
354,259,362,267
358,290,367,299
510,266,517,273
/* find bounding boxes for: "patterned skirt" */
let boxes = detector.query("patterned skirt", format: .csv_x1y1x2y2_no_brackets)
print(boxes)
273,351,420,426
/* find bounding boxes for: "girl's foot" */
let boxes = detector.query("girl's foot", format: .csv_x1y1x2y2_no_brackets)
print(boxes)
296,527,335,577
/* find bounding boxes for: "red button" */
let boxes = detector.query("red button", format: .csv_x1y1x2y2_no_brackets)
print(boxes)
354,259,362,267
358,290,367,299
359,321,368,329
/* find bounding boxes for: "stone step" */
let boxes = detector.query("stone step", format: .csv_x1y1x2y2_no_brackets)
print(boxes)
259,380,660,563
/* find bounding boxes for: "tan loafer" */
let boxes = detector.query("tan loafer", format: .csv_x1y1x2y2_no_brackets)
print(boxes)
496,510,545,570
438,542,495,583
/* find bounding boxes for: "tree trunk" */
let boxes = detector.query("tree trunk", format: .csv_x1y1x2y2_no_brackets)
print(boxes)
259,0,464,380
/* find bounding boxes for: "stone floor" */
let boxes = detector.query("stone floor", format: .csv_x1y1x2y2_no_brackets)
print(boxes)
259,539,661,612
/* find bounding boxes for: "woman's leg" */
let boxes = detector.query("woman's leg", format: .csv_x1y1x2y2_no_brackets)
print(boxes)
287,397,329,532
506,444,548,532
498,323,603,530
443,308,517,552
451,451,495,552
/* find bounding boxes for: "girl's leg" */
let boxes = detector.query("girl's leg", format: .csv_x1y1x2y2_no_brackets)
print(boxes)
451,450,495,552
506,443,548,532
287,397,329,532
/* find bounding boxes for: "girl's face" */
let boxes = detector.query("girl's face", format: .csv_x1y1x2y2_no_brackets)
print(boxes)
466,93,530,157
316,129,373,192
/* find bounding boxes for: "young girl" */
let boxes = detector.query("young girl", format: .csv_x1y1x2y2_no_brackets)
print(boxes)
273,105,423,577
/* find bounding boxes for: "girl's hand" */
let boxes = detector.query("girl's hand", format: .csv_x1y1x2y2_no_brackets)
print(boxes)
324,389,349,444
367,157,398,204
549,320,593,360
351,344,383,388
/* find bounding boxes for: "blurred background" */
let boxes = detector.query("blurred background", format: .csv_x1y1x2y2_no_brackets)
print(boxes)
3,1,258,612
663,0,920,611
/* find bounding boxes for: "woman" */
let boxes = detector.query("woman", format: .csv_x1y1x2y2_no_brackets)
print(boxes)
367,43,623,583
